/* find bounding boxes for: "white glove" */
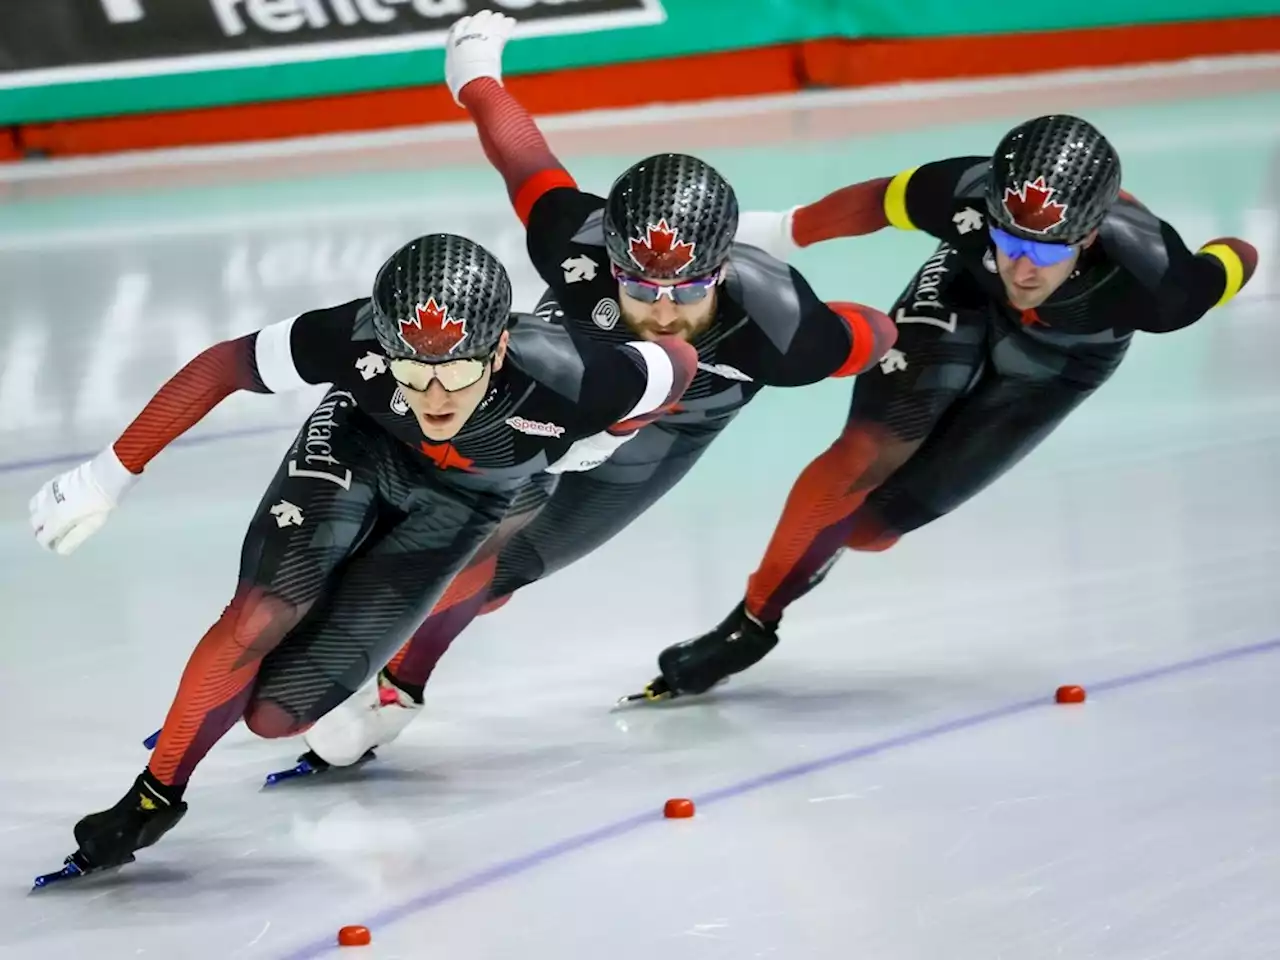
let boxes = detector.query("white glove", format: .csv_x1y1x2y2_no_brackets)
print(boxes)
29,446,139,556
734,207,801,262
445,10,517,105
545,429,637,474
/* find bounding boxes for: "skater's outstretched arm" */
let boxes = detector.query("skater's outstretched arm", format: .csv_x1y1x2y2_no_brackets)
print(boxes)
112,335,270,473
27,335,271,556
719,250,898,386
1099,199,1258,333
1142,232,1257,332
446,11,576,225
734,156,990,260
457,78,576,225
28,302,355,555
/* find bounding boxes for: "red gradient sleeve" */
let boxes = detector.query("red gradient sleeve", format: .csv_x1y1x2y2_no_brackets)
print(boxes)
457,78,578,225
112,335,268,474
792,178,893,246
828,302,898,378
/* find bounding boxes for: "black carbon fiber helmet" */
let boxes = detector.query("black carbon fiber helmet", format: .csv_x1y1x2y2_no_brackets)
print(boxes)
372,234,512,362
987,115,1121,245
603,153,738,280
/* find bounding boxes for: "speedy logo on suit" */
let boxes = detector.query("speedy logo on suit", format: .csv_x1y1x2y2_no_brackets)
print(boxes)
505,416,565,438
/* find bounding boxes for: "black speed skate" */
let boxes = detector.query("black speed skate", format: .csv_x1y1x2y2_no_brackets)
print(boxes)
619,601,780,704
33,771,187,889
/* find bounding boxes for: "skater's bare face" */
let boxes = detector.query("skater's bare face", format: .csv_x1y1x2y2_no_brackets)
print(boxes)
616,270,722,342
996,230,1097,310
398,331,509,442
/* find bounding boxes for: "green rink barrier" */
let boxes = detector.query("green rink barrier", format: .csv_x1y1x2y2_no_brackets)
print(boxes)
820,0,1279,37
0,0,1275,125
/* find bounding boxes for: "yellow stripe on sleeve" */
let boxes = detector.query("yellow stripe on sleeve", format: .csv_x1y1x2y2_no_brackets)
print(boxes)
883,167,919,232
1199,243,1245,307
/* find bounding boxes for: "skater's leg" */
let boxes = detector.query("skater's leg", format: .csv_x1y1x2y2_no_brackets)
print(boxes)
645,327,1127,700
299,476,548,769
147,393,384,789
64,393,387,873
745,247,988,623
247,473,514,769
301,424,719,764
383,474,557,695
387,420,720,692
490,420,717,596
843,342,1127,548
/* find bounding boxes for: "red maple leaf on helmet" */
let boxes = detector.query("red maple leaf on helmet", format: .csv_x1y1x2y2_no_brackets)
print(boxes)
628,219,697,275
398,297,467,356
1002,176,1069,234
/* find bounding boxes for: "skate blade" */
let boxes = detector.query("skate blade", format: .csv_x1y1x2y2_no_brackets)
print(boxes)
262,749,376,787
32,852,134,890
613,676,731,710
614,678,673,708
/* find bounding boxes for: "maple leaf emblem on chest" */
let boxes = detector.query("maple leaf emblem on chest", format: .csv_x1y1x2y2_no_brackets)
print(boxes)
1002,177,1069,234
398,297,467,356
628,218,696,275
419,440,474,471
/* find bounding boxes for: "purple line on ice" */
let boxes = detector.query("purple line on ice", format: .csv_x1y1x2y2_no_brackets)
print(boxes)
278,633,1280,959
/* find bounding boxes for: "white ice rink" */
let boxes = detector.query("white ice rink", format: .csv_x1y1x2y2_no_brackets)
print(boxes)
1,57,1278,958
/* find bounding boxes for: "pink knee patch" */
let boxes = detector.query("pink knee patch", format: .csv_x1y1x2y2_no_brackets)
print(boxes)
243,698,307,739
478,593,512,616
844,514,901,552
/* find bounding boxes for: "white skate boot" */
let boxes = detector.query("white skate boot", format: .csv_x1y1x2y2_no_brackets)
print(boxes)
304,671,423,767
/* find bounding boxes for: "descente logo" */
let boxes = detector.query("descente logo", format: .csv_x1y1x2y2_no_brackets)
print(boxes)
209,0,623,36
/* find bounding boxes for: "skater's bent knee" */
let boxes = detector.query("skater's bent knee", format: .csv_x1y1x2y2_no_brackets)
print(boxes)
478,592,512,616
845,532,900,552
243,698,309,739
826,423,917,487
844,512,901,553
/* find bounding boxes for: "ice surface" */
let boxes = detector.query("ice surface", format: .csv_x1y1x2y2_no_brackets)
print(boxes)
1,59,1278,959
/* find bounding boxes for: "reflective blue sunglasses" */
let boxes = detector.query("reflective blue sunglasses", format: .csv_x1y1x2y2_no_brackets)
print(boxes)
989,226,1077,267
